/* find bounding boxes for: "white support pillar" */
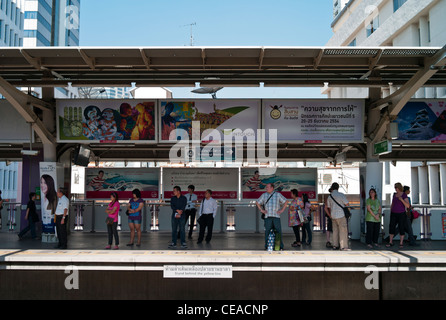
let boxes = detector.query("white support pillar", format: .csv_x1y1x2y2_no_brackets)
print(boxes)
428,165,440,205
411,167,419,204
440,164,446,205
418,166,429,204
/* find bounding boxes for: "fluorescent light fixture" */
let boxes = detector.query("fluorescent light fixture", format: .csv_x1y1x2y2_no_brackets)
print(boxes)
21,150,39,156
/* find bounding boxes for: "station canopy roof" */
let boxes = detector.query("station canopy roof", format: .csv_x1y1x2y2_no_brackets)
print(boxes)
1,46,446,162
1,46,446,87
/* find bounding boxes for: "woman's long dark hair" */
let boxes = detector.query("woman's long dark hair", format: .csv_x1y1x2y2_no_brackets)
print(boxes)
302,193,309,206
41,174,57,214
110,192,119,204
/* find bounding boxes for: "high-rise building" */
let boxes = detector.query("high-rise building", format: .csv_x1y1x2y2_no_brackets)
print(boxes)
23,0,80,47
0,0,25,47
22,0,80,98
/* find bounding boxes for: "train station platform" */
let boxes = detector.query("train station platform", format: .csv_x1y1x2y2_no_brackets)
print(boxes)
0,231,445,300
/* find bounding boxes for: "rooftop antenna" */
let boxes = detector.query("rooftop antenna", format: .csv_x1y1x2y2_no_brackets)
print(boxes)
182,22,196,46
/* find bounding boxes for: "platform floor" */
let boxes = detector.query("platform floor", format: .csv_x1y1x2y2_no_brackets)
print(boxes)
1,230,446,300
2,228,446,251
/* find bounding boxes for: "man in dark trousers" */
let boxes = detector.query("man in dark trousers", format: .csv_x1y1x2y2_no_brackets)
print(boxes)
184,185,198,239
197,189,218,244
55,188,69,249
169,186,188,249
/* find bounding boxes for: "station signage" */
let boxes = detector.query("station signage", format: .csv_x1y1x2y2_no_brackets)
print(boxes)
373,140,392,156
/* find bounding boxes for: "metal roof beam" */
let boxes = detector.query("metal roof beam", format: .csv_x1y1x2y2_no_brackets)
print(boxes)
78,49,95,70
369,44,446,143
0,77,56,145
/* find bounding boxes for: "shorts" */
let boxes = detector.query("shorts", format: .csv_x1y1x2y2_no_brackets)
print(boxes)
128,218,141,225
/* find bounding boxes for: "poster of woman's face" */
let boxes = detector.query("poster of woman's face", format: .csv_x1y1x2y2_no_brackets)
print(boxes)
39,172,57,233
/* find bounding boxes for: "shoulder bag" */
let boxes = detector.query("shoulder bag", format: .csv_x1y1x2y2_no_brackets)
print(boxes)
330,194,351,219
261,192,275,220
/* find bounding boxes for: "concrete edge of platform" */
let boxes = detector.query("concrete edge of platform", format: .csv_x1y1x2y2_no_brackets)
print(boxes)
1,249,446,272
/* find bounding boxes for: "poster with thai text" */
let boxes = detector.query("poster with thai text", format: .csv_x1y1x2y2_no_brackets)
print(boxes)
263,99,364,143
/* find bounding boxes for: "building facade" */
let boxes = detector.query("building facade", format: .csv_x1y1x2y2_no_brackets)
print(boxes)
326,0,446,206
0,0,25,47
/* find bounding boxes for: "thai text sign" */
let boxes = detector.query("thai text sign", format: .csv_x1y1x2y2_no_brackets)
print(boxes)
263,99,364,143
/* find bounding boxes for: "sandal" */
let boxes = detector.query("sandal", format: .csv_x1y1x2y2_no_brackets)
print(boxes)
386,242,394,247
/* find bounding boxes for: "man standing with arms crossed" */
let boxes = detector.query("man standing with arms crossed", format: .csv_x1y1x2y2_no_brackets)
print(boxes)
256,183,288,250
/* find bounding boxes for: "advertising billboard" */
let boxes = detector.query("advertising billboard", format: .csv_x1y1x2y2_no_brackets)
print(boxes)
56,99,157,143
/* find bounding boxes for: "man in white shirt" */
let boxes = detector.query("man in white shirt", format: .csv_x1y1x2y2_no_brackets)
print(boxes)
325,182,350,250
55,188,70,249
197,189,218,244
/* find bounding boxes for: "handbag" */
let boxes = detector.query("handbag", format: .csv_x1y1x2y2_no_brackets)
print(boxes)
105,217,114,226
297,206,306,224
330,194,351,219
261,192,275,220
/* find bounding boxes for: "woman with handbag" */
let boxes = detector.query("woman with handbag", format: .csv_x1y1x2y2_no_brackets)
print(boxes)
105,192,120,250
386,183,411,249
289,189,305,247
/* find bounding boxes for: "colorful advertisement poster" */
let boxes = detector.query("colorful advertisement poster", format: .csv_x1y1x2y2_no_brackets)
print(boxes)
262,99,364,143
242,168,317,200
39,162,61,234
395,100,446,143
85,168,160,199
443,213,446,238
56,99,157,143
159,99,260,142
163,168,238,199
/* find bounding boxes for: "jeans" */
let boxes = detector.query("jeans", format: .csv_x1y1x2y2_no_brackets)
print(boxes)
171,213,186,244
301,222,312,244
18,219,37,239
107,221,119,245
264,217,283,250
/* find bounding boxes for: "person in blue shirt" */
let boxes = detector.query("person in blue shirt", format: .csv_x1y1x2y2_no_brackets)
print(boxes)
127,189,144,247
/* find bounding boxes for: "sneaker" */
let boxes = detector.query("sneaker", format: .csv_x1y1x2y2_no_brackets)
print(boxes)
113,245,119,250
168,243,177,249
105,245,111,249
181,243,188,249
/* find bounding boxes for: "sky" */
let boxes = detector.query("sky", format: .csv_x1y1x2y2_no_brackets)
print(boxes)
79,0,334,98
